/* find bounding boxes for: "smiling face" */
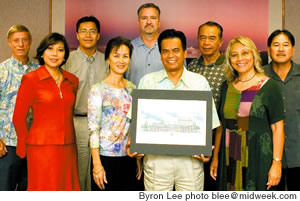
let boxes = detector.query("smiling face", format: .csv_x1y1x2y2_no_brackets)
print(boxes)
76,21,100,51
268,33,295,65
106,45,130,76
42,42,65,69
230,42,255,75
8,32,32,61
198,25,223,58
160,37,187,73
138,7,160,36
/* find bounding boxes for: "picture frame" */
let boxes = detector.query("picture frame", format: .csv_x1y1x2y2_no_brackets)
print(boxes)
130,89,213,156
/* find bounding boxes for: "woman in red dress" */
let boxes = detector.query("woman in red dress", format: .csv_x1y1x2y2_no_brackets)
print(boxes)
13,33,80,190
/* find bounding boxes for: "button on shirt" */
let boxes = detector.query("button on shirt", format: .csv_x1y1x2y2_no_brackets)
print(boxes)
263,61,300,168
187,54,226,109
0,56,39,146
63,48,108,115
127,37,164,86
138,67,220,129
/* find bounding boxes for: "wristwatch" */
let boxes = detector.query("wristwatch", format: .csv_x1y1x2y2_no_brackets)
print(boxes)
273,158,281,162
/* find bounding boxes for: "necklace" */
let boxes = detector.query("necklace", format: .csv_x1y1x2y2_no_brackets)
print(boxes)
54,71,63,98
105,77,126,88
55,71,61,86
237,73,256,82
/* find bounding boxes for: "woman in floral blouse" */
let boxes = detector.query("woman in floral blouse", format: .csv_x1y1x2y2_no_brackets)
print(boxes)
88,37,141,190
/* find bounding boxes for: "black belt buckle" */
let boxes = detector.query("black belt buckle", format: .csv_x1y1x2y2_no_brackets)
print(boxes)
74,114,87,117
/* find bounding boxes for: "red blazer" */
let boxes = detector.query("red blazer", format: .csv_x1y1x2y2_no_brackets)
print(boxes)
13,66,79,158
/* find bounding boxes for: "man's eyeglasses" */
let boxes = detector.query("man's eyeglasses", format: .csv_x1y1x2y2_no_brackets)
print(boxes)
78,29,97,35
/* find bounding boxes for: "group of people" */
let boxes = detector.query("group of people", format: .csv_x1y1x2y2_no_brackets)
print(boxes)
0,2,299,191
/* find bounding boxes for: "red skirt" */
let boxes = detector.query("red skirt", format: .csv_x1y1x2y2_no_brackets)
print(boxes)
27,144,80,191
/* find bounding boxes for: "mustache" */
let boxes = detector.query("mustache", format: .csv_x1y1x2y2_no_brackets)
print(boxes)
144,24,153,28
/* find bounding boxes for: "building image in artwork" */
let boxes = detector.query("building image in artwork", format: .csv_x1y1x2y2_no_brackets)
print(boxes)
141,117,201,133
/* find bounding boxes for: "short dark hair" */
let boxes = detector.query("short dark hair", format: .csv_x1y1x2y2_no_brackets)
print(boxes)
267,29,295,47
35,32,70,68
158,29,186,52
137,3,160,17
198,21,223,39
105,36,133,61
76,16,100,33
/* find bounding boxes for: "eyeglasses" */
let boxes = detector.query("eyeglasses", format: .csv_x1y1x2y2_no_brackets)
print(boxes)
78,29,97,35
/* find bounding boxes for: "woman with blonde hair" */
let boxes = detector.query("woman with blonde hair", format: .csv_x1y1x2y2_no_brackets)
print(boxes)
210,36,284,190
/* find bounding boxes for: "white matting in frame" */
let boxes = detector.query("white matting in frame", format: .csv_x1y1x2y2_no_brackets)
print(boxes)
130,89,213,156
136,99,207,146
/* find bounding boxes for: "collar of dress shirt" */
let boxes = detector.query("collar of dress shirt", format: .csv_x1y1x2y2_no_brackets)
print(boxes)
197,53,225,67
37,65,77,84
157,67,190,88
76,47,96,63
136,36,158,49
10,56,32,70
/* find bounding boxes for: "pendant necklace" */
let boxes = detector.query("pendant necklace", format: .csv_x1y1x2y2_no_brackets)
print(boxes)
237,73,256,82
55,71,63,98
55,71,61,86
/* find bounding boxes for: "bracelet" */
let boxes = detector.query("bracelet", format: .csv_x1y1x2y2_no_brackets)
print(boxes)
273,158,281,162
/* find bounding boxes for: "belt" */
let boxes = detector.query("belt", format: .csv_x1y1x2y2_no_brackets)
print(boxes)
74,114,87,117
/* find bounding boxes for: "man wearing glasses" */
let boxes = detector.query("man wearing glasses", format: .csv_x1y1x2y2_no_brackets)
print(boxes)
63,16,108,191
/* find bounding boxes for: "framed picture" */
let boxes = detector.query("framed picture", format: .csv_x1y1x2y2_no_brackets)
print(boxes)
130,89,213,156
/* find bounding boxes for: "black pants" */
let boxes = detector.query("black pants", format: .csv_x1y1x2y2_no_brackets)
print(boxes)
0,146,27,191
204,129,217,191
91,155,143,191
277,167,300,191
204,160,217,190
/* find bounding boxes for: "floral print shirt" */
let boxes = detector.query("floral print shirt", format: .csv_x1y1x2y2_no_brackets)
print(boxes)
88,80,135,156
0,57,39,146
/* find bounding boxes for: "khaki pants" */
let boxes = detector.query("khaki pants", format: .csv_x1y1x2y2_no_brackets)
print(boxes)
74,116,91,191
144,154,204,191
